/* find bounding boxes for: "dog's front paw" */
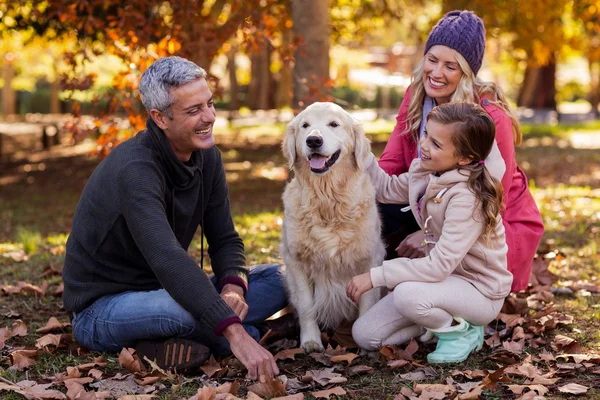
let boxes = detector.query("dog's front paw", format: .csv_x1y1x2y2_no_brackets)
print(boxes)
301,339,325,353
359,348,379,359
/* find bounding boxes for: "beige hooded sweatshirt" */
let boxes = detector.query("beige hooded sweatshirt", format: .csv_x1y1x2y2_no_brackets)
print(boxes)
366,155,513,300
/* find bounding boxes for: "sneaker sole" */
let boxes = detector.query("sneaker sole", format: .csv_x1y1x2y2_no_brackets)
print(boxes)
136,338,210,371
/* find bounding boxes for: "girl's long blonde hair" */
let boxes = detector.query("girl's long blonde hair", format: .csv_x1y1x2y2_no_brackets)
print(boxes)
406,50,522,146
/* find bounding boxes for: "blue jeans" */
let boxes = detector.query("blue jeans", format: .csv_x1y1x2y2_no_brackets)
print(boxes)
72,264,287,356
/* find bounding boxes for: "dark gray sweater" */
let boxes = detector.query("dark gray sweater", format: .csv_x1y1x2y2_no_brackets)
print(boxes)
62,118,248,334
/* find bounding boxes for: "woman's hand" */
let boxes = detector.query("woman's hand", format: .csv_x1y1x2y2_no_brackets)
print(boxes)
396,230,426,258
346,273,373,304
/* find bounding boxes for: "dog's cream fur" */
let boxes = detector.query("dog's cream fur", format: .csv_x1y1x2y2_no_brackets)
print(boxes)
280,102,386,352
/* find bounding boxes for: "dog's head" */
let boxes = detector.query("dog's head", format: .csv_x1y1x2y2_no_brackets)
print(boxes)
282,102,371,174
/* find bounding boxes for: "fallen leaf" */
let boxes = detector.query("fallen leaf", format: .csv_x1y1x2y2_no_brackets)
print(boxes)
414,383,457,398
502,340,525,354
311,387,346,399
330,352,358,365
2,249,28,262
558,383,588,394
507,384,548,395
36,333,71,351
247,376,286,398
76,356,108,371
552,335,582,354
216,381,238,395
11,320,28,336
303,369,347,387
346,364,374,376
9,349,38,370
89,368,104,381
200,356,223,378
272,394,304,400
37,317,71,333
190,386,216,400
388,359,410,370
54,282,64,296
394,367,437,382
0,380,66,399
497,313,526,328
118,395,156,400
274,348,305,361
118,348,145,374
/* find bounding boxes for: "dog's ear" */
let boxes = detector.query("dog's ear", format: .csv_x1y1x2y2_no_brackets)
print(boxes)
282,117,297,170
353,121,371,171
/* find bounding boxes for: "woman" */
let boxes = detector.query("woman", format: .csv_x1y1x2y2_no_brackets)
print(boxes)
378,10,543,292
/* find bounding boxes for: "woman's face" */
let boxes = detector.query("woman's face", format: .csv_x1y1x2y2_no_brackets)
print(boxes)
422,45,463,104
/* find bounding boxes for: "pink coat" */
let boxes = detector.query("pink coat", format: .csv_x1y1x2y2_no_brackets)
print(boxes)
378,89,544,292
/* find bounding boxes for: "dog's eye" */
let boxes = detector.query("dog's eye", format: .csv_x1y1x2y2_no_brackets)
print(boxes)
302,122,310,129
329,121,339,128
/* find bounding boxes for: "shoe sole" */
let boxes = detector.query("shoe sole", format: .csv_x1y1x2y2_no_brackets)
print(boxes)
136,338,210,371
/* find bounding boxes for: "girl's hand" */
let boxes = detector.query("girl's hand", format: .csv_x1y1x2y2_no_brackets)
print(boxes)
346,273,373,303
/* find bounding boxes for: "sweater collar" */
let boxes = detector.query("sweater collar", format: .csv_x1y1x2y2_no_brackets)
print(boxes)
146,117,203,190
409,158,472,186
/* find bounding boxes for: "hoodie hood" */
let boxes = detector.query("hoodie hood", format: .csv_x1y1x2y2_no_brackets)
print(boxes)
146,117,203,191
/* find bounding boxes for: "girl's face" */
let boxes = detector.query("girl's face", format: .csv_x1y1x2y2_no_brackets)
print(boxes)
422,45,463,104
420,120,472,174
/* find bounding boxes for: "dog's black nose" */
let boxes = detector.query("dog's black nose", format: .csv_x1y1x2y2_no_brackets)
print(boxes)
306,135,323,149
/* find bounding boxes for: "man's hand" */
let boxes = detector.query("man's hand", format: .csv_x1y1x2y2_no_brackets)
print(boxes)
223,323,279,380
346,272,373,304
221,284,248,321
396,230,426,259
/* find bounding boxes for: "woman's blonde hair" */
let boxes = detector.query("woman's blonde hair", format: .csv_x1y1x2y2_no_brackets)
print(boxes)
427,101,504,243
405,50,522,146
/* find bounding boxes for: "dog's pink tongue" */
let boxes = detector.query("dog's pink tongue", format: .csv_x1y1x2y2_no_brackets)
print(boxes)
309,155,327,169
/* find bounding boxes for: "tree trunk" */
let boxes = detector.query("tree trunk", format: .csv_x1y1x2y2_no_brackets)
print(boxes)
291,0,330,109
276,28,293,109
2,58,17,116
588,59,600,117
247,47,273,110
517,57,557,110
227,47,240,111
50,63,61,114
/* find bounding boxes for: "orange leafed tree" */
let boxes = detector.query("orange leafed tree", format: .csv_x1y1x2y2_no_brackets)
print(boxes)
9,0,292,155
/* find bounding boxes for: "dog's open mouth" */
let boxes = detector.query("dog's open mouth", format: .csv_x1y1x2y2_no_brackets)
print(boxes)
308,149,341,174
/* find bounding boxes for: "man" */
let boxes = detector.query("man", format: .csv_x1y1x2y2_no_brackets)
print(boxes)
62,56,287,379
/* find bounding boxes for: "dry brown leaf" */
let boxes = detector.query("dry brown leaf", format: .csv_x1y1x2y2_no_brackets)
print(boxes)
274,348,305,361
394,367,437,382
19,281,49,297
245,393,262,400
272,394,305,400
76,356,108,371
189,386,216,400
118,348,145,374
11,320,28,336
414,383,457,397
200,355,223,378
2,249,28,262
304,368,347,387
485,331,502,348
310,353,333,366
507,384,549,395
9,349,38,370
330,352,358,365
64,379,87,399
0,380,66,399
36,333,69,350
346,364,374,376
247,376,286,398
118,395,156,400
134,375,162,386
505,362,542,379
54,282,64,296
88,368,104,381
502,339,525,354
552,334,582,354
387,359,410,370
311,386,346,399
37,317,71,333
216,381,238,395
558,382,588,394
497,313,526,328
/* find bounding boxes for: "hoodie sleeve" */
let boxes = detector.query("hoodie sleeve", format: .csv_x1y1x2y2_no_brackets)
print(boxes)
370,193,483,289
366,153,410,204
202,148,249,293
117,161,240,335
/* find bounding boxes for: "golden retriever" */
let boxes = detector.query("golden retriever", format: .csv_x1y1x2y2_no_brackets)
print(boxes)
280,102,386,352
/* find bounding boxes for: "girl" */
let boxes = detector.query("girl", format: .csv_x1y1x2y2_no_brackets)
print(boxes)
347,101,513,364
378,10,543,292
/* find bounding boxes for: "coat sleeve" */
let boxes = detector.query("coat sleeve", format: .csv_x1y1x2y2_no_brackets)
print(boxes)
487,106,516,199
202,148,249,292
117,161,239,335
378,88,414,176
370,194,483,289
366,153,410,204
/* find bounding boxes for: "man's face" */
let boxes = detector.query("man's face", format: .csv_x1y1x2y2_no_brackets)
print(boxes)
156,78,216,162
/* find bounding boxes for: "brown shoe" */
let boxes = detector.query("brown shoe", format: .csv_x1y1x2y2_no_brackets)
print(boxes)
135,337,210,372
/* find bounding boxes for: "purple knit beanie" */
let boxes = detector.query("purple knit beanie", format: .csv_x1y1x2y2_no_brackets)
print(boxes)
424,10,486,75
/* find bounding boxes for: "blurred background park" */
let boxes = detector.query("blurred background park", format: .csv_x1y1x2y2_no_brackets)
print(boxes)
0,1,599,398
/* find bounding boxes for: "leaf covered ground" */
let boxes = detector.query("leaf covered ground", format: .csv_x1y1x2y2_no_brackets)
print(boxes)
0,121,599,399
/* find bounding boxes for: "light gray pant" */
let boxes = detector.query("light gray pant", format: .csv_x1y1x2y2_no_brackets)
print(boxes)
352,275,505,351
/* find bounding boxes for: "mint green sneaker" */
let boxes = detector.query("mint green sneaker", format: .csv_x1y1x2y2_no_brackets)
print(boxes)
426,318,484,364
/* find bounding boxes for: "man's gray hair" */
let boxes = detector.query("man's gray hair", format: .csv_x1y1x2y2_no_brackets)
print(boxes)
139,56,207,118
